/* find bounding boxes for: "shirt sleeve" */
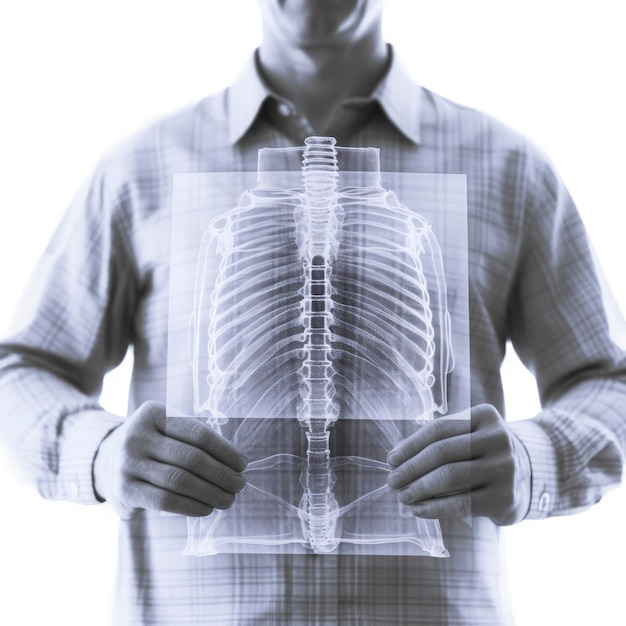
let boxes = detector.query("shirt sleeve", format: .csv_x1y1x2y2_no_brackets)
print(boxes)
0,161,137,504
506,154,626,520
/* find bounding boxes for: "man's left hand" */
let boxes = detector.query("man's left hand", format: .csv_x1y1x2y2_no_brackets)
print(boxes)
387,404,531,525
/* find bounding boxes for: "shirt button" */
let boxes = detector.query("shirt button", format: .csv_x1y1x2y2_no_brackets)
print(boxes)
276,102,293,117
68,482,79,500
538,492,551,512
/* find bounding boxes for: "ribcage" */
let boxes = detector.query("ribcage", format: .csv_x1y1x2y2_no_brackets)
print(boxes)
200,187,439,424
204,197,305,420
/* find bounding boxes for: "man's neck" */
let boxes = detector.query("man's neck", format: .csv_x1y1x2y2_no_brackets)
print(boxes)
257,36,389,135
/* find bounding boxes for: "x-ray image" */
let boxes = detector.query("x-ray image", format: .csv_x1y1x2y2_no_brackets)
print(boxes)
166,137,470,557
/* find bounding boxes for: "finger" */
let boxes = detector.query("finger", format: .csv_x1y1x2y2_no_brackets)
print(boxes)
146,433,247,494
472,403,502,427
133,458,239,510
396,460,472,505
160,416,248,472
127,479,215,517
414,485,506,520
410,490,472,520
387,418,470,467
387,432,471,489
466,412,517,459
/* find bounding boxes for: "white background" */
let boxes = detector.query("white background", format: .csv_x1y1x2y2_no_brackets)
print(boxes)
0,1,624,624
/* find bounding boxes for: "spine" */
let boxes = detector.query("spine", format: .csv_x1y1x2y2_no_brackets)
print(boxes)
296,137,341,553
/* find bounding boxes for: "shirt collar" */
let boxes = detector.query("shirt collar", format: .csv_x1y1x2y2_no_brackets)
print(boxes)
370,47,422,145
227,46,422,146
227,51,272,145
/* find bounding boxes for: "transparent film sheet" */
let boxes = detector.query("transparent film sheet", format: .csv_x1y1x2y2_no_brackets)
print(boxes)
166,137,470,557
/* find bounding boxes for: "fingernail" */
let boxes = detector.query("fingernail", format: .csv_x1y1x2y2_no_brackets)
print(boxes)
412,504,427,516
219,492,235,508
233,475,247,493
398,489,412,505
387,471,401,488
201,505,214,517
387,452,400,466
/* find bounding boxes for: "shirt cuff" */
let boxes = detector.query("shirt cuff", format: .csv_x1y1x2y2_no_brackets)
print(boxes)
507,418,557,520
54,409,124,505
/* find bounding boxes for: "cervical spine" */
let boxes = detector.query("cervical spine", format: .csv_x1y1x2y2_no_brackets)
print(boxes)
296,137,342,553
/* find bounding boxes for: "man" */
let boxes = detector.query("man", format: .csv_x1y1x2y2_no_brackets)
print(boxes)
1,0,625,623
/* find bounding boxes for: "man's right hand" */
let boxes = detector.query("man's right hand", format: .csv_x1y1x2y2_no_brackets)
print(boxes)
92,401,247,519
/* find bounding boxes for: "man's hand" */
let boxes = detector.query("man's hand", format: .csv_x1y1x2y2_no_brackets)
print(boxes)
93,401,248,519
387,404,531,525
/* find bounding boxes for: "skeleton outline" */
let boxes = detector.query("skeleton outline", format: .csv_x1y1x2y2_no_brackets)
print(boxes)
186,137,454,556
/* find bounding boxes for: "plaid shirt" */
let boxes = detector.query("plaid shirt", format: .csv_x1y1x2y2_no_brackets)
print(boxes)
1,48,625,625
